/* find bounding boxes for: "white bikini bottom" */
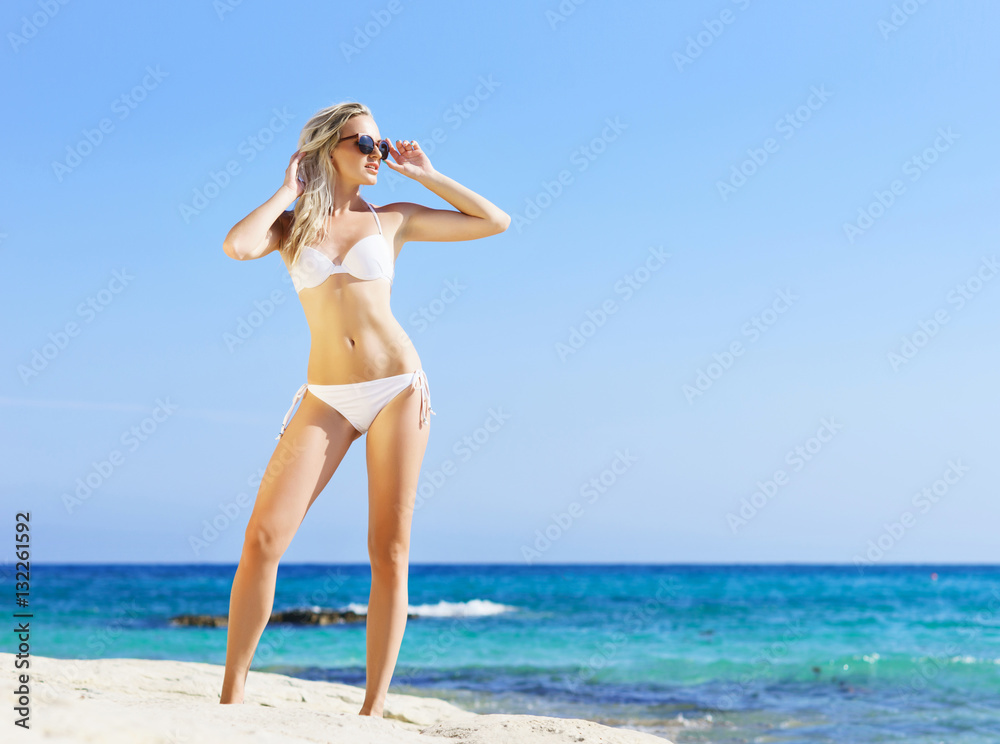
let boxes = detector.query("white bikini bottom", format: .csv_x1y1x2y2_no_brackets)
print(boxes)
276,370,434,440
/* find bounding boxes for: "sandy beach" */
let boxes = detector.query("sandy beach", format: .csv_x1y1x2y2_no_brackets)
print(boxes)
6,652,673,743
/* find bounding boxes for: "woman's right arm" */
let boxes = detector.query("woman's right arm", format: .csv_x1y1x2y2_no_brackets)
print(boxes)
222,152,304,261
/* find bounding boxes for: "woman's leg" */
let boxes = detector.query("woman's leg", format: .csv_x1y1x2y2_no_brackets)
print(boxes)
358,382,431,716
219,391,361,704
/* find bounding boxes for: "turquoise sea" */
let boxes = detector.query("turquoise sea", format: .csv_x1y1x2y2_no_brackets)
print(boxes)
14,564,1000,742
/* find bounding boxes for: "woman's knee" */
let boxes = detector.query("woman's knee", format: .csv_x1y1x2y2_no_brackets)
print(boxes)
243,518,292,564
368,538,410,577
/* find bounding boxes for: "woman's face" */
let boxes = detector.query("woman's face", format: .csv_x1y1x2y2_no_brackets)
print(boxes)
330,115,384,184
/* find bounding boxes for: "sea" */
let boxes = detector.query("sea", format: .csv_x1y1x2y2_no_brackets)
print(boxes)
17,563,1000,743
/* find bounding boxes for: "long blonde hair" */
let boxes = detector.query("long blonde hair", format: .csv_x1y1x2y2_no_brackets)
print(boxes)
282,101,373,265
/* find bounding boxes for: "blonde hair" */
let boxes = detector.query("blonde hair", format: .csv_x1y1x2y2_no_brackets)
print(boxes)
282,101,373,265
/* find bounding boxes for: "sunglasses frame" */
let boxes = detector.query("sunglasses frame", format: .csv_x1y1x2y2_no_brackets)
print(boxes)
341,133,390,161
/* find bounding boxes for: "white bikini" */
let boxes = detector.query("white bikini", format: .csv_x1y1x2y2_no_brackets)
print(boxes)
276,200,435,440
287,201,395,292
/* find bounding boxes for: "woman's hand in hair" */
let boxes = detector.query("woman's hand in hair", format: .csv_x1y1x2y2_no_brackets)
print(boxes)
384,139,435,181
281,150,306,198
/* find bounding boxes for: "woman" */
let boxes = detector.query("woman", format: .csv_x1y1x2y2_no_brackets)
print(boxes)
218,101,509,716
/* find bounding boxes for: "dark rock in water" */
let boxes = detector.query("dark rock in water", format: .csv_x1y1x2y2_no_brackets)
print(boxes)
271,609,367,625
170,608,419,627
170,614,228,627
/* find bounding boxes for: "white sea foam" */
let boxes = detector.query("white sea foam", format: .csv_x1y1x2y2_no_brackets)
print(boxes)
949,654,979,664
344,599,516,617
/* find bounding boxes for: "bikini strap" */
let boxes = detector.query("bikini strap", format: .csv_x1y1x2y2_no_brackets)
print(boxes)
364,200,383,235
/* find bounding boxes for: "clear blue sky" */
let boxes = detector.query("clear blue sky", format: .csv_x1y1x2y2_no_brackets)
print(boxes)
2,0,998,564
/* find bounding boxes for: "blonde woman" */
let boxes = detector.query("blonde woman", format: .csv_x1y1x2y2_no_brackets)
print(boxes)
219,101,509,715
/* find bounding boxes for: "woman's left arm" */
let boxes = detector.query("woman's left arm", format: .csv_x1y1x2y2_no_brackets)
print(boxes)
385,139,510,244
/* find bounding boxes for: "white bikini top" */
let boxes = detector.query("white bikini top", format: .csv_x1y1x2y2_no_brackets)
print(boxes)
288,200,394,293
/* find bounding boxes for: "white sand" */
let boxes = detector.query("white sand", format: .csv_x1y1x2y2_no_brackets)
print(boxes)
6,653,673,743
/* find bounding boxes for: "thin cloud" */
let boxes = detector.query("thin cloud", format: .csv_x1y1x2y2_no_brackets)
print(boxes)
0,397,261,424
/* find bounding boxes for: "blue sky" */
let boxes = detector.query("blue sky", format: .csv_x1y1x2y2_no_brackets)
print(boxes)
2,0,998,565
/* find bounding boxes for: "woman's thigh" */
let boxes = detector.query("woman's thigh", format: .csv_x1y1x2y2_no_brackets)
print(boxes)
246,392,363,558
365,384,431,562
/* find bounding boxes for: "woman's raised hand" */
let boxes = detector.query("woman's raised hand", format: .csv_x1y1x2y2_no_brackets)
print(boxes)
282,150,306,197
384,139,435,180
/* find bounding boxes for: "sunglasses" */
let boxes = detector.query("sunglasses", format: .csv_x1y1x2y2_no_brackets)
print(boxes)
341,133,390,161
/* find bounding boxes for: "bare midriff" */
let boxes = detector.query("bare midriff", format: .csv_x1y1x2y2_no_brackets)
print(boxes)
291,273,421,386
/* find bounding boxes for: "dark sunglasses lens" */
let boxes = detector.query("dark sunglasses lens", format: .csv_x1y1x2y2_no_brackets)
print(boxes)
378,140,389,160
357,134,375,154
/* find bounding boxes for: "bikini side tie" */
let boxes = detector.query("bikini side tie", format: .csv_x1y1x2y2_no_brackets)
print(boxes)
412,370,436,427
276,382,309,440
